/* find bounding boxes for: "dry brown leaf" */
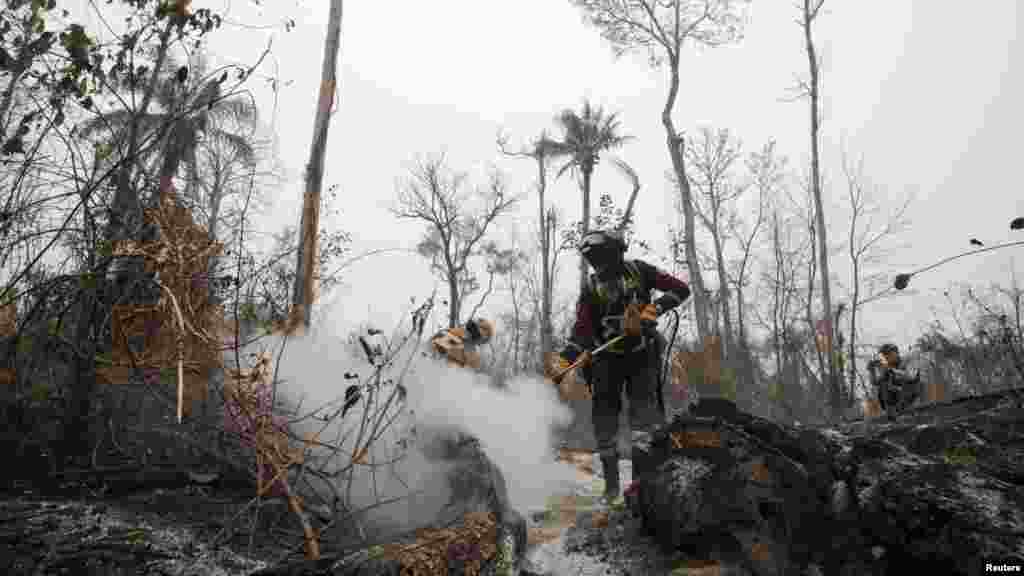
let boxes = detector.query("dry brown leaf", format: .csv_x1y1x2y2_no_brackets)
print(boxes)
863,397,882,419
673,559,722,575
750,541,772,562
926,381,948,404
0,301,15,338
528,526,564,546
672,335,723,392
670,430,722,449
750,460,772,484
101,187,223,422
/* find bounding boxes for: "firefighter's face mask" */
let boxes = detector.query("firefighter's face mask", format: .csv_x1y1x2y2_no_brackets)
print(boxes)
582,248,614,275
580,233,623,278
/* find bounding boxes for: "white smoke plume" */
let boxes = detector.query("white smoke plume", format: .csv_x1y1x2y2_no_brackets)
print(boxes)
240,314,579,536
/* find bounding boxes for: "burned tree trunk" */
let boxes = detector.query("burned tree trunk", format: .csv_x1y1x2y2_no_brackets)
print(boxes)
290,0,344,332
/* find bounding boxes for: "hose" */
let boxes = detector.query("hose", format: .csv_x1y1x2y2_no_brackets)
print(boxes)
657,308,681,414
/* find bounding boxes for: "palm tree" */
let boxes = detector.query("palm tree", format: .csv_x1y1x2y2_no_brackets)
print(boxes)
548,100,631,292
80,52,257,210
81,52,260,317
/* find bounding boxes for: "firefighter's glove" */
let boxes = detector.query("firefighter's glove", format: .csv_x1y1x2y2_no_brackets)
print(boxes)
554,355,572,375
624,303,643,338
545,353,572,384
545,351,591,385
640,303,658,323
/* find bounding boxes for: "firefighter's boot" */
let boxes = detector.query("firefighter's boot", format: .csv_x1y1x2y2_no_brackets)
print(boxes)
600,452,621,505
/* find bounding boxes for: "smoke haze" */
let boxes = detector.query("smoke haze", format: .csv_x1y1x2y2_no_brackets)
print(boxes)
242,315,579,535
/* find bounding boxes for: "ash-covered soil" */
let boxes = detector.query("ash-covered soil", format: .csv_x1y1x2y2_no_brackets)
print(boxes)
522,449,707,576
0,480,284,576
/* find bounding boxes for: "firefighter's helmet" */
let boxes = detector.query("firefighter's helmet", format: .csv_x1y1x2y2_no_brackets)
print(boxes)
878,343,899,356
580,229,627,254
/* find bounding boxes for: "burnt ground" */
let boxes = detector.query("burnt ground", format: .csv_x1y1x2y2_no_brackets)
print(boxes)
0,450,683,576
6,392,1019,576
0,466,300,576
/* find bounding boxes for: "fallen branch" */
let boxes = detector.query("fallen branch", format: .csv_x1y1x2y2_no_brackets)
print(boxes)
155,280,187,424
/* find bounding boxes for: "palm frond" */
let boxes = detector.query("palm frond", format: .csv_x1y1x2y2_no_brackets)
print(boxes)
550,100,631,167
610,156,640,234
152,55,186,110
610,156,638,186
212,97,258,123
210,131,257,164
187,80,221,115
77,112,174,169
76,109,138,139
556,109,585,140
75,49,262,200
160,119,201,179
540,137,572,158
601,132,633,151
536,139,570,167
182,146,201,203
554,160,578,181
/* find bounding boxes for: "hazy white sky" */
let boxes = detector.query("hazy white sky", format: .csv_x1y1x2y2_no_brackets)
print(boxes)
89,0,1024,352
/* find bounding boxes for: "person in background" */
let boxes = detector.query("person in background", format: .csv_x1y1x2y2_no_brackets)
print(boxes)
431,318,494,371
868,343,921,418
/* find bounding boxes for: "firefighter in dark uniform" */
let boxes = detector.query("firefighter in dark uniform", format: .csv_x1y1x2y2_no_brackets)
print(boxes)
545,229,691,504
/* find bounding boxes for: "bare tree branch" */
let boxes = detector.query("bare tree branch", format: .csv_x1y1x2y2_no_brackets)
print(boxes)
392,155,518,327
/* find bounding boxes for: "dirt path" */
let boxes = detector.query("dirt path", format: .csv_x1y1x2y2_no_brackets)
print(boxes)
525,448,602,549
521,448,681,576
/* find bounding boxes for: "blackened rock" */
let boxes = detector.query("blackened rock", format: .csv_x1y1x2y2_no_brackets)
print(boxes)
634,414,826,569
631,389,1024,575
853,437,1024,574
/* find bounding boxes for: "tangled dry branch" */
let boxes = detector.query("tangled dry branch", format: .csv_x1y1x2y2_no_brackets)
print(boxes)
99,185,325,558
378,511,499,576
101,187,224,421
223,350,323,559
